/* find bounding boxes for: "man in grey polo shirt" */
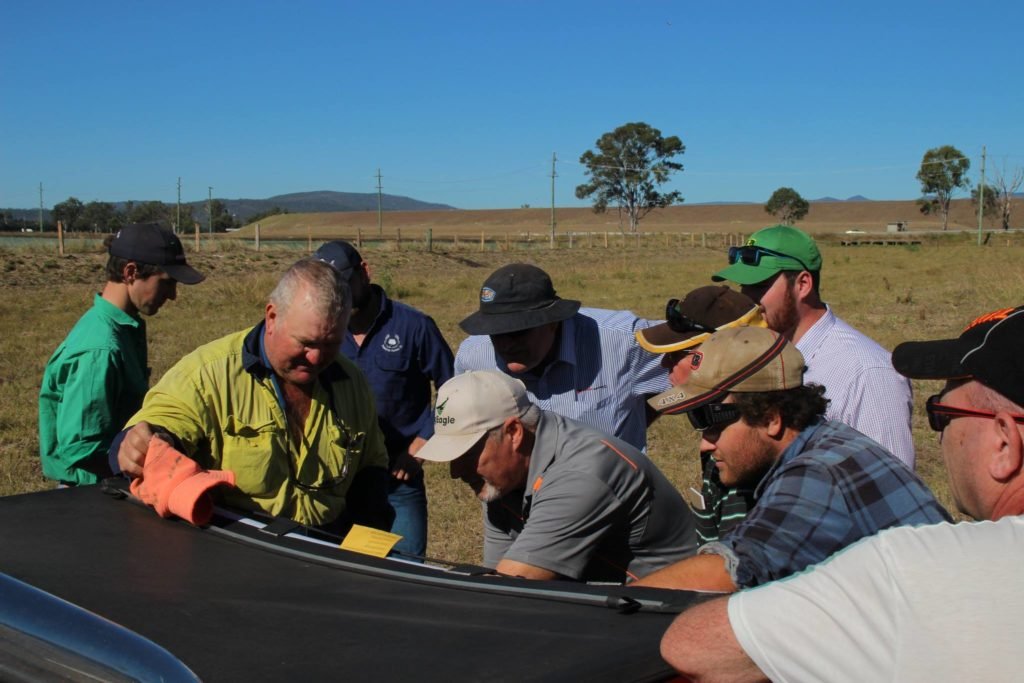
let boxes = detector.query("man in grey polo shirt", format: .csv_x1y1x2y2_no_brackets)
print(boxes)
417,370,698,583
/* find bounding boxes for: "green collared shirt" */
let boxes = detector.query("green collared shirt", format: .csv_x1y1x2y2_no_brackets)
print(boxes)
39,294,149,484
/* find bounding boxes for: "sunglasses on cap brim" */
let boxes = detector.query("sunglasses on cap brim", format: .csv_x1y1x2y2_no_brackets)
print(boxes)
664,300,766,337
728,245,811,273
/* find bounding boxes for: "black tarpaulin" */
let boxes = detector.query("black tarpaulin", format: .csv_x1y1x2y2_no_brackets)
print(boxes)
0,487,702,682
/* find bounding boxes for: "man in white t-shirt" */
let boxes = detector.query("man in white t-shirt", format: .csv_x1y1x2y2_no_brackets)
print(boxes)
659,305,1024,682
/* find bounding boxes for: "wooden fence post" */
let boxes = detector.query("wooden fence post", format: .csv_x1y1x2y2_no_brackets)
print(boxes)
396,228,402,251
194,222,200,252
357,228,362,249
255,223,261,252
426,228,433,252
604,231,609,248
56,220,65,256
480,231,485,252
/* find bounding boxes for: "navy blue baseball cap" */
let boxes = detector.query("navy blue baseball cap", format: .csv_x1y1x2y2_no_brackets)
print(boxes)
313,240,363,279
108,223,204,284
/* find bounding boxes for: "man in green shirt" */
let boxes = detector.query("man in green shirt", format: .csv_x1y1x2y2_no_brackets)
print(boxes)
39,223,204,485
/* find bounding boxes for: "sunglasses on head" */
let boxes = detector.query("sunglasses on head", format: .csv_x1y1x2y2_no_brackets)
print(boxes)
925,394,1024,433
665,299,717,335
687,402,742,432
728,245,811,273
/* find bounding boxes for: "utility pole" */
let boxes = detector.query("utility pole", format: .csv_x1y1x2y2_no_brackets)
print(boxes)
376,168,383,238
176,177,182,234
208,186,213,235
977,146,986,246
550,153,557,248
38,182,44,232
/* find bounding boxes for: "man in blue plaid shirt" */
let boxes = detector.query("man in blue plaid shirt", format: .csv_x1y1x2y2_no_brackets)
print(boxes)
635,326,950,591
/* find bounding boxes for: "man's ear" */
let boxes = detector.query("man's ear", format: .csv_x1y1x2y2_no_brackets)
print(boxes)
123,261,138,283
793,270,815,300
265,302,278,331
505,416,526,450
988,413,1024,482
763,407,785,440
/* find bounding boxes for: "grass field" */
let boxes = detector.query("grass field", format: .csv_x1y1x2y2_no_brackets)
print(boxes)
2,221,1021,563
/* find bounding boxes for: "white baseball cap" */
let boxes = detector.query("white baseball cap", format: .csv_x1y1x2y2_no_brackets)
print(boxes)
416,371,533,463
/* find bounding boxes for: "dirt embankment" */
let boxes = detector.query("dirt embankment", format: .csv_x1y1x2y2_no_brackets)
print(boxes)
237,196,1018,239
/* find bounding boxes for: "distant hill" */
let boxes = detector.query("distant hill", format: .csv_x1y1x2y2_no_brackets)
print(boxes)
813,195,871,202
183,191,457,222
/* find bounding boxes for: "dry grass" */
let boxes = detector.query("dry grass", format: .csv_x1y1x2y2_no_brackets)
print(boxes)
3,219,1022,564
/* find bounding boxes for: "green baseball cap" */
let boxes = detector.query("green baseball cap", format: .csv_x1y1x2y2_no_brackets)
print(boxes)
712,225,822,286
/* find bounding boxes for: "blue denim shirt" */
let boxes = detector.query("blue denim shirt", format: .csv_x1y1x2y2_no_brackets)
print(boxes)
341,285,454,462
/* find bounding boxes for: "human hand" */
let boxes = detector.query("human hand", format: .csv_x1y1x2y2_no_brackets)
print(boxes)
117,421,172,478
390,451,423,481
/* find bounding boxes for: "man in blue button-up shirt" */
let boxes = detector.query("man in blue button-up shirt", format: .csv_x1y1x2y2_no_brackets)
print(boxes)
316,241,454,557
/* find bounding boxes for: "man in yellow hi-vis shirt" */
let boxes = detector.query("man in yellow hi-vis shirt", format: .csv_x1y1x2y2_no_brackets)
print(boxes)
114,257,392,534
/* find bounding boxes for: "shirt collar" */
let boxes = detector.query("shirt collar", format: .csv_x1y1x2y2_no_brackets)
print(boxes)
93,293,143,328
753,417,826,498
795,304,835,355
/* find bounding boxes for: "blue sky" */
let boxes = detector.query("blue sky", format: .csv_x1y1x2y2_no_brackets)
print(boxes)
3,1,1022,210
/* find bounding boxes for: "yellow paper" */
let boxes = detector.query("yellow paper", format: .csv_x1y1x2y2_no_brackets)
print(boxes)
339,524,402,558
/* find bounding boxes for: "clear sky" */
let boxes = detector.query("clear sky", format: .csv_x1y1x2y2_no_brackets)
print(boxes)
3,0,1022,211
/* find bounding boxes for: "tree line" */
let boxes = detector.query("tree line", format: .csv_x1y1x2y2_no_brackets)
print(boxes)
0,200,287,234
574,125,1021,231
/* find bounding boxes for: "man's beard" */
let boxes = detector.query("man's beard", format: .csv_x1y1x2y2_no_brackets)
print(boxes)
478,481,503,503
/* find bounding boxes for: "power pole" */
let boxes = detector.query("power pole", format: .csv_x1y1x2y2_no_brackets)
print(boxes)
977,146,986,246
376,168,383,238
176,177,182,234
38,182,44,232
208,186,213,235
550,153,557,248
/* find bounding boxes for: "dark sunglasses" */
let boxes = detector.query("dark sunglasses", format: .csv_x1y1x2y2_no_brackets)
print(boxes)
665,299,717,335
925,394,1024,433
687,402,742,432
728,245,811,273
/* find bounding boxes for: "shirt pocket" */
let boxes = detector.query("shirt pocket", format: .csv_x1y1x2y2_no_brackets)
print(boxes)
373,352,410,374
219,416,283,496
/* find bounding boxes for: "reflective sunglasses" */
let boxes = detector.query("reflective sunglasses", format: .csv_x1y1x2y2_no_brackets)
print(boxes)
687,402,742,432
925,394,1024,433
665,299,717,335
728,245,811,273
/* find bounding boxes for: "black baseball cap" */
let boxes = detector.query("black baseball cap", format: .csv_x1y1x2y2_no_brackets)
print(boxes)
892,305,1024,407
108,223,204,284
313,240,362,279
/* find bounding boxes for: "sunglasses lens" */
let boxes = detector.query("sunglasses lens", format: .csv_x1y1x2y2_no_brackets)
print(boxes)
688,403,740,432
925,395,950,432
687,407,711,431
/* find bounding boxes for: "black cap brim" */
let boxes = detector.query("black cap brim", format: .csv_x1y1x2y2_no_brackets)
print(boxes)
162,263,206,285
891,338,970,380
459,299,580,336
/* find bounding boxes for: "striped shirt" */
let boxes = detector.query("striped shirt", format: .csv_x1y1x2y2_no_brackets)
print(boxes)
454,308,669,451
797,306,915,469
